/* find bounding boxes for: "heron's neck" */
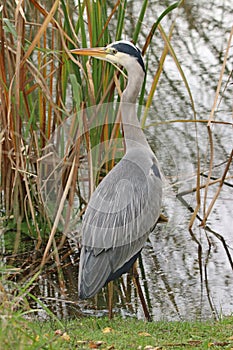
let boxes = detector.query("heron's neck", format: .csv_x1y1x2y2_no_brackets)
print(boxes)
121,69,150,151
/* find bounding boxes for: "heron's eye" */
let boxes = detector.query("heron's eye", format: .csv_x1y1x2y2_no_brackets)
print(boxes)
106,47,117,55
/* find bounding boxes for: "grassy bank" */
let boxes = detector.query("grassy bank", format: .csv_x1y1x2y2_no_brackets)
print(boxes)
1,314,233,349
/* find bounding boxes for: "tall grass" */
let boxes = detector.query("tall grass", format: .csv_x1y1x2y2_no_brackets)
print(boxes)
0,0,181,256
0,0,232,305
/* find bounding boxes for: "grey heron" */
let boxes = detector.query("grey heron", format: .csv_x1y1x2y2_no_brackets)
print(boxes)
72,40,162,303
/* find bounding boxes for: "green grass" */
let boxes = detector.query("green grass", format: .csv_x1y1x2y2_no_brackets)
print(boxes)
1,314,233,350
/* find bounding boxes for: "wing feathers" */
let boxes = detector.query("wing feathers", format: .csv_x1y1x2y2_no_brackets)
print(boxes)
78,149,162,299
78,236,146,299
82,156,162,249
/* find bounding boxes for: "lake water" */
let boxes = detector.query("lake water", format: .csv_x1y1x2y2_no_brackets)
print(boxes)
135,1,233,320
139,0,233,320
42,1,233,321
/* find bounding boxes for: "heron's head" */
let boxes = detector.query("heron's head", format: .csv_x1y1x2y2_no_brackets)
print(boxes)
71,40,145,74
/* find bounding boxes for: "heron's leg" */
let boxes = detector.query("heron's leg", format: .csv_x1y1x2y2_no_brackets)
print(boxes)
132,261,152,322
107,281,114,319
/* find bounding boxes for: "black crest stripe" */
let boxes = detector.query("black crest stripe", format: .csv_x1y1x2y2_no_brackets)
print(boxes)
112,42,145,72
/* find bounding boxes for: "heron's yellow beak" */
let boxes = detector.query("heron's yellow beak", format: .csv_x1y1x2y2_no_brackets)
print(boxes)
71,47,107,59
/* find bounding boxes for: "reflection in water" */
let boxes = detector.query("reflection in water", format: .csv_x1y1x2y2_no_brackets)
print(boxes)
7,2,232,321
142,0,233,321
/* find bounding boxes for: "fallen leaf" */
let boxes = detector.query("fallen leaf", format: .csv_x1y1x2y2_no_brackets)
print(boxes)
89,341,104,348
144,346,161,350
77,340,89,345
138,332,151,337
54,329,63,335
61,332,70,341
102,327,113,334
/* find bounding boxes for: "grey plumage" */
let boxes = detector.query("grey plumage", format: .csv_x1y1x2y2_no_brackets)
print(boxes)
72,40,162,299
